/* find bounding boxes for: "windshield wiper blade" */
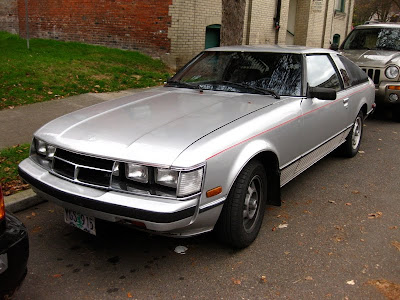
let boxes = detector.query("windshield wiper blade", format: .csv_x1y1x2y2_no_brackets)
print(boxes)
218,81,280,99
165,80,199,90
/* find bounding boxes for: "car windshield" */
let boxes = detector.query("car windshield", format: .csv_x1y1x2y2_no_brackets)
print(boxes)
342,28,400,51
168,51,302,97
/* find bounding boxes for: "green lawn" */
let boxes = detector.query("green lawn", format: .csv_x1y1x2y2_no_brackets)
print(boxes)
0,32,170,110
0,144,30,195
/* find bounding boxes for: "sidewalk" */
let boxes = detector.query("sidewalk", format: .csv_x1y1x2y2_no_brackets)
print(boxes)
1,88,144,211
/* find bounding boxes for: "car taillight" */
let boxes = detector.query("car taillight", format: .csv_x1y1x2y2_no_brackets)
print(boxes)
0,185,4,221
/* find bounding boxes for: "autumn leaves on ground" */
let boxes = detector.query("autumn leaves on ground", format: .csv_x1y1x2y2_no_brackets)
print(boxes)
0,31,171,195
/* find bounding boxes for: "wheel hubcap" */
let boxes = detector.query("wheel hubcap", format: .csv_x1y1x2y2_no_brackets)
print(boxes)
243,175,262,232
351,116,362,150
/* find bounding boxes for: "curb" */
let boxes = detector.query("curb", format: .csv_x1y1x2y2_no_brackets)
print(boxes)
4,189,46,213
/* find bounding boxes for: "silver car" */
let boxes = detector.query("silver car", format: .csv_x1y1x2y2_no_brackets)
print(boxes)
339,23,400,121
18,46,375,248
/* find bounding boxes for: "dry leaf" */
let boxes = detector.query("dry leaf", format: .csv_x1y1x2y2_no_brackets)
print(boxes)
48,91,53,94
351,190,360,194
328,200,337,204
32,212,36,216
260,275,267,283
127,292,133,298
391,241,400,252
305,276,313,281
52,274,63,278
232,278,241,285
278,224,288,229
94,85,100,88
389,226,398,230
347,280,355,285
358,150,365,154
368,212,383,219
345,202,352,206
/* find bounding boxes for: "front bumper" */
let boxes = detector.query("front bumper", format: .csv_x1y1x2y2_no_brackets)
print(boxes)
376,81,400,105
0,213,29,297
18,158,222,236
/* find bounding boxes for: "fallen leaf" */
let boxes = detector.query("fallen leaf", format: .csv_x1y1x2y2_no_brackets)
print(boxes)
391,241,400,252
345,202,352,206
305,276,313,281
347,280,355,285
368,212,383,219
260,275,267,283
284,251,290,255
8,106,14,109
272,227,276,231
32,212,36,216
127,292,133,298
389,226,398,230
358,150,365,154
32,226,42,233
3,167,10,172
278,224,288,229
367,279,400,299
48,91,53,94
94,85,100,88
232,278,241,285
378,138,382,141
52,274,63,278
351,190,360,194
328,200,337,204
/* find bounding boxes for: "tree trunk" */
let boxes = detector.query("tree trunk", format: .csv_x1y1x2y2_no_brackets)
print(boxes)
221,0,247,46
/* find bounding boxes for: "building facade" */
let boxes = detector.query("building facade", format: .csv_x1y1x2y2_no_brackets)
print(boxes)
0,0,353,69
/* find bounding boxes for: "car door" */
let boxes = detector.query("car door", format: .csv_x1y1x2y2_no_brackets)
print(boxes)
296,54,351,175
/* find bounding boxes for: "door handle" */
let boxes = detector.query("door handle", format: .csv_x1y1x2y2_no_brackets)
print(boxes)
343,98,349,108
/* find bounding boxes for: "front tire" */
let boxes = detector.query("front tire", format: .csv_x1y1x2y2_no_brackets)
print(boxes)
339,110,364,158
215,160,267,248
393,105,400,122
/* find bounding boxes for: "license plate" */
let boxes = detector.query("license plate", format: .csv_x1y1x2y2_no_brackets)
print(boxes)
64,209,96,235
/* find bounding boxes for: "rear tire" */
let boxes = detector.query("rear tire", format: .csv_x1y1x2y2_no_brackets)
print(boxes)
339,110,364,158
215,160,267,248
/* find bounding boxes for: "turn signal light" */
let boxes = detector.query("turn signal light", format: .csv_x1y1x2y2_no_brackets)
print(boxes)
206,186,222,198
388,85,400,90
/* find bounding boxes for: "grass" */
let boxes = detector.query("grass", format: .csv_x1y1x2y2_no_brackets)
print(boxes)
0,144,30,195
0,32,171,110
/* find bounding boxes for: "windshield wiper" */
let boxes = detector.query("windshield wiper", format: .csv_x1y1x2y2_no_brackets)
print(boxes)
165,80,200,90
218,81,280,99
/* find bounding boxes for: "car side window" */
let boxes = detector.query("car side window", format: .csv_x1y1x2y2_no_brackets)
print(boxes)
306,54,342,91
338,55,369,87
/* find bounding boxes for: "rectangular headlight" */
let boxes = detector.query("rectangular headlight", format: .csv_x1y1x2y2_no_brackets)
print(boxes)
35,139,47,156
177,168,204,197
125,163,148,183
155,169,178,188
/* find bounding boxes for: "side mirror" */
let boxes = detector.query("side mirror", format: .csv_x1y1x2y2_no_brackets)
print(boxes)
308,87,337,100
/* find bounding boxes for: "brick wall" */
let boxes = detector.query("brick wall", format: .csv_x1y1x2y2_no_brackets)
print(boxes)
16,0,172,58
0,0,19,34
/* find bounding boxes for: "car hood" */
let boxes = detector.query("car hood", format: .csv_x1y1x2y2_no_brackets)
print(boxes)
340,49,400,68
35,87,277,166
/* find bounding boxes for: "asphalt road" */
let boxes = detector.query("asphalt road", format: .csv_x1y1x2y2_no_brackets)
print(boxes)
13,113,400,300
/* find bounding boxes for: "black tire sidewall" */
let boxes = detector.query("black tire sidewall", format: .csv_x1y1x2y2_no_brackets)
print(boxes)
220,160,267,248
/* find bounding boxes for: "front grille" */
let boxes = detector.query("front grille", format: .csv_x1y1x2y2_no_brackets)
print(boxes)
52,149,114,187
50,148,178,198
362,68,380,84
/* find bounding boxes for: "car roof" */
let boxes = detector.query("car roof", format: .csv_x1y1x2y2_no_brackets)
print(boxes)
355,23,400,29
204,44,337,55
